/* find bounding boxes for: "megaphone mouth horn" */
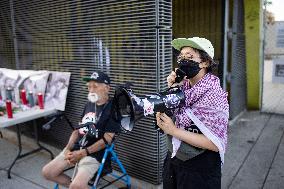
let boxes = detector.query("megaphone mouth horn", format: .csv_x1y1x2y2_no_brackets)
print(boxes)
113,85,185,132
113,86,136,131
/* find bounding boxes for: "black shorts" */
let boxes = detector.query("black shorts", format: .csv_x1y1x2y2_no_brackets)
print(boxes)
162,150,221,189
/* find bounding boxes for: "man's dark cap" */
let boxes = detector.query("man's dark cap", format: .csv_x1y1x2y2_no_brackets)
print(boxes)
82,71,110,85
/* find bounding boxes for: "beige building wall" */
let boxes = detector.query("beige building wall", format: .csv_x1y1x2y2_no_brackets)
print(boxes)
265,21,284,58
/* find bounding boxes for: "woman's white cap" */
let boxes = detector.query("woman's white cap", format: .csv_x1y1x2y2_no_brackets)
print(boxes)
172,37,214,59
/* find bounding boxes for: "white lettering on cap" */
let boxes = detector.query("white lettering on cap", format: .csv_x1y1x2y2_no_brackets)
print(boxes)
90,72,99,79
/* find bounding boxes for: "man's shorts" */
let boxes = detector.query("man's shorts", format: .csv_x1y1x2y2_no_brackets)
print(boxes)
55,148,100,179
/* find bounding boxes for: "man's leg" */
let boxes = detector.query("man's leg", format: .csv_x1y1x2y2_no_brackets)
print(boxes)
70,156,100,189
42,149,71,188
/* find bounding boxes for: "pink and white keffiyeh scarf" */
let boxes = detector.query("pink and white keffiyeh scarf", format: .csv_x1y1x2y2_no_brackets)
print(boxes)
172,73,229,163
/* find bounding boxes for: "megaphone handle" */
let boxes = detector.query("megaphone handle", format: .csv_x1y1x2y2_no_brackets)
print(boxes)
153,119,164,134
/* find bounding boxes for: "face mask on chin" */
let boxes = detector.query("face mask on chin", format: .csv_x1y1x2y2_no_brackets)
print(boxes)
88,92,100,103
178,59,202,79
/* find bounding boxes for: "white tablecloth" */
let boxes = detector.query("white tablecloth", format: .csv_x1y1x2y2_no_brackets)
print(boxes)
0,107,57,128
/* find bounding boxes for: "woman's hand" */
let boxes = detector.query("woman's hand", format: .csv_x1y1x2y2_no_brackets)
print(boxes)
156,112,177,135
167,71,177,88
167,69,186,88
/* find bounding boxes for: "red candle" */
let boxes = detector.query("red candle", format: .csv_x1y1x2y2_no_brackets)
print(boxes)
37,93,44,109
21,89,28,105
6,100,13,118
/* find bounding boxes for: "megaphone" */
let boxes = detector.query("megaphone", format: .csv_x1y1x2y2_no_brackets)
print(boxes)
113,85,185,132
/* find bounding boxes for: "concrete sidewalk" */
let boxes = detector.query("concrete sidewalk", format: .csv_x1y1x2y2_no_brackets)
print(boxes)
222,111,284,189
1,111,284,189
0,134,56,189
0,130,156,189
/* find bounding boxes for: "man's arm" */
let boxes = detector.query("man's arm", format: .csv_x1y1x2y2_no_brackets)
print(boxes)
65,130,79,151
85,132,115,154
64,130,80,164
65,132,115,163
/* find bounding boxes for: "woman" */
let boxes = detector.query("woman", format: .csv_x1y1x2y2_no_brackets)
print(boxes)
156,37,229,189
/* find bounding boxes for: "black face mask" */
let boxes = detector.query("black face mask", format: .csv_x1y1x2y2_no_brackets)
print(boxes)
177,59,201,79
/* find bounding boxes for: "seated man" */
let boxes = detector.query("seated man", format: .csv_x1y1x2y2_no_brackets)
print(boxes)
42,71,121,189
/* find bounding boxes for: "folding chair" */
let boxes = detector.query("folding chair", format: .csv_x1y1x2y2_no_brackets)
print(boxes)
44,112,131,189
88,139,131,189
52,135,130,189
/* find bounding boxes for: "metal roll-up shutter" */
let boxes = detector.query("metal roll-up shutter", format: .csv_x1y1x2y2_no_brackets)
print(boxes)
0,1,15,69
230,0,246,118
4,0,172,184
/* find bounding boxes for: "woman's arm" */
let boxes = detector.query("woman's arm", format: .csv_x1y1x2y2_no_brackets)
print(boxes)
156,112,218,152
172,128,218,152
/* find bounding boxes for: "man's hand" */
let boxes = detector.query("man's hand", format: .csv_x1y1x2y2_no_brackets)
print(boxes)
64,150,86,165
64,148,71,157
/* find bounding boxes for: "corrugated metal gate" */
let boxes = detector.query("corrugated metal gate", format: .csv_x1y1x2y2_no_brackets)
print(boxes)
229,0,246,119
0,0,171,184
0,1,14,69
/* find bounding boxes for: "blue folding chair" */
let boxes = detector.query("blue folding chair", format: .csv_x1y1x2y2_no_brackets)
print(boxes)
88,142,131,189
53,139,130,189
52,131,130,189
42,111,130,189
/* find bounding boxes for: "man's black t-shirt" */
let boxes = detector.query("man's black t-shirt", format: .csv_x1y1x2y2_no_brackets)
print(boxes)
72,100,121,164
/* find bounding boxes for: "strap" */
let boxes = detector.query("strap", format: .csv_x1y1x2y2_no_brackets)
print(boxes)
102,135,109,145
85,147,91,156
